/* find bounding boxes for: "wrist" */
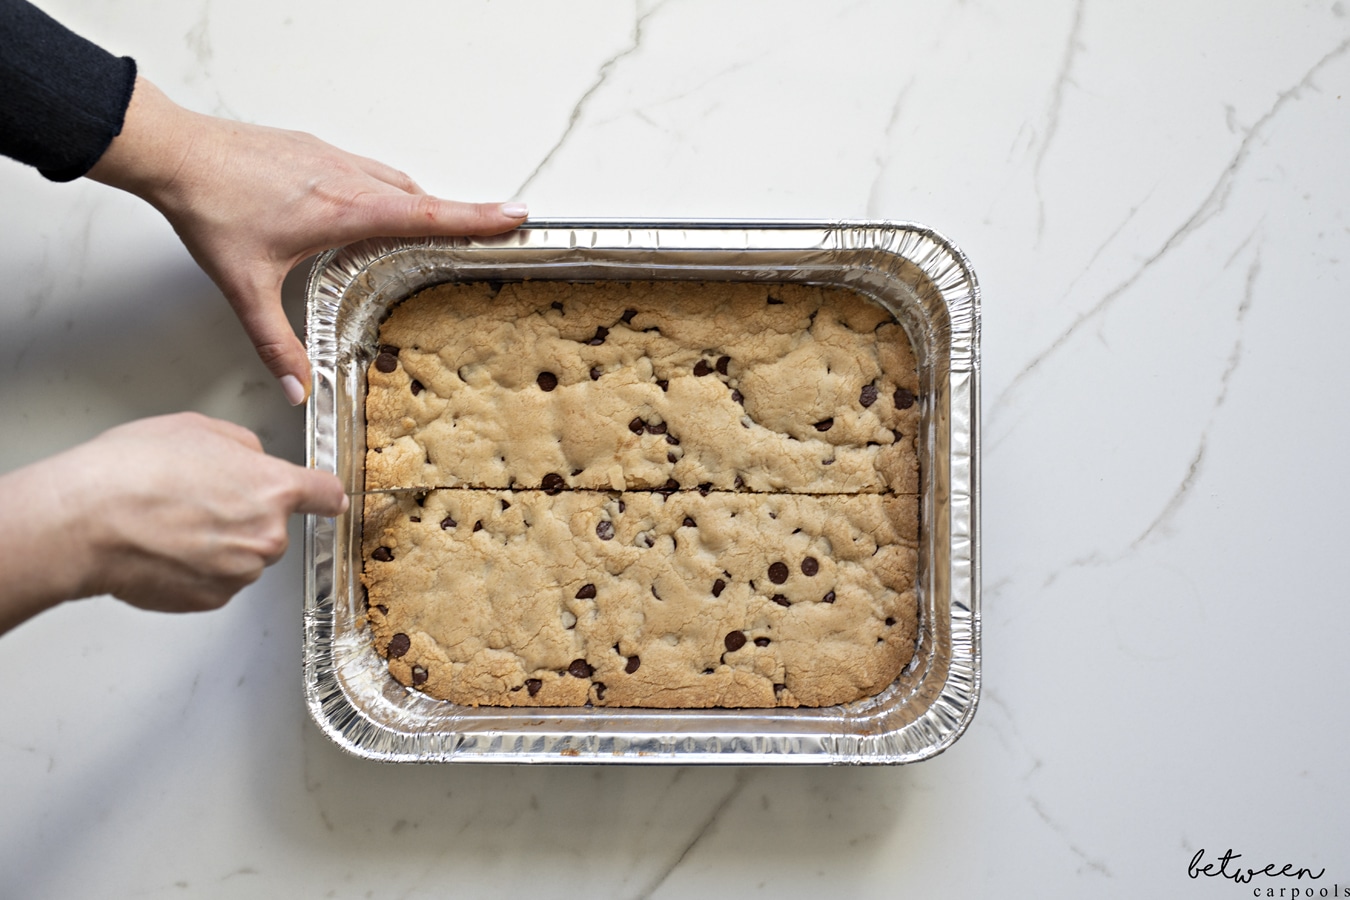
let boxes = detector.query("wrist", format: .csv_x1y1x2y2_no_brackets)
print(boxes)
86,76,199,210
0,457,96,633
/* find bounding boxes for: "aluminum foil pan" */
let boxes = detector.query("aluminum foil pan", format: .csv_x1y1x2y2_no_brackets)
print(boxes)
303,220,980,764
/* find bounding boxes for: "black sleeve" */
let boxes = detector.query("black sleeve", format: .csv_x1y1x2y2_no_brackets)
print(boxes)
0,0,136,182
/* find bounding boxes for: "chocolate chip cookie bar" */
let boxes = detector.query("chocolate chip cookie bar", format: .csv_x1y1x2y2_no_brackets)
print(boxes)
365,281,920,495
362,279,923,708
362,489,919,708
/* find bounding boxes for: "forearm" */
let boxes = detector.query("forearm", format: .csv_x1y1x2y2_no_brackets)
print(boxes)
0,458,93,634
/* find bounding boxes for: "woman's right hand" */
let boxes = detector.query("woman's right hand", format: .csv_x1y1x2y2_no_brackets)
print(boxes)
0,412,346,633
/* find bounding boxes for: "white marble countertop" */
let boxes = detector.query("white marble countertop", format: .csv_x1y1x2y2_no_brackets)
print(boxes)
3,1,1348,897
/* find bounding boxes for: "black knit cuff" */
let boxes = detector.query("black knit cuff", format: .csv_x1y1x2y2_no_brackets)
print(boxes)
0,0,139,182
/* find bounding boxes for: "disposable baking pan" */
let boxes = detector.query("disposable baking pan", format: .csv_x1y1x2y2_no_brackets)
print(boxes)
303,220,980,764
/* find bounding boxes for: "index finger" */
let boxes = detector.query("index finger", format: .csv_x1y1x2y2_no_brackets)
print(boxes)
347,194,528,241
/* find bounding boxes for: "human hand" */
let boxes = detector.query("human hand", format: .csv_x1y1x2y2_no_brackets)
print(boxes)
0,412,347,633
88,77,528,405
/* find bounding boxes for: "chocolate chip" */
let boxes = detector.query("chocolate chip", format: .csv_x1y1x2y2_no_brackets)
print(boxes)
568,659,594,678
715,355,731,375
409,516,421,523
646,421,667,435
661,478,679,493
500,499,511,511
575,583,597,600
473,521,483,532
621,308,638,323
372,546,394,562
731,389,744,404
410,379,424,395
860,384,878,407
542,473,565,495
628,416,646,435
651,585,661,599
618,500,625,513
823,590,836,604
588,326,609,345
537,371,559,391
724,630,747,652
768,561,789,584
698,483,712,496
376,604,388,615
526,678,542,696
668,453,678,463
683,517,696,527
625,655,641,674
435,514,455,530
595,683,607,701
411,665,428,685
885,617,896,626
693,359,712,376
801,557,819,576
386,633,411,658
657,379,669,392
666,434,680,446
374,352,398,373
894,387,916,409
550,300,564,312
712,578,726,597
734,475,745,489
596,520,615,541
814,418,834,432
771,595,790,607
590,367,601,381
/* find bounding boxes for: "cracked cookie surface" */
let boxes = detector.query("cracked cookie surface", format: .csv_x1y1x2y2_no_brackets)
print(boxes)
365,281,919,494
362,490,918,708
362,280,923,708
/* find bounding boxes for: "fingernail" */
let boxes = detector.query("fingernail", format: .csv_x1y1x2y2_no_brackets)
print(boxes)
280,374,306,406
500,202,529,219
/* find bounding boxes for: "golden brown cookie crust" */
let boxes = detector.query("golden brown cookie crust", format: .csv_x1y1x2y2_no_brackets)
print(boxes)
362,490,918,708
362,280,923,708
365,281,920,495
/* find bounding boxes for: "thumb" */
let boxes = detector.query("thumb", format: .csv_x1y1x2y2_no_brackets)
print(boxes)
229,282,312,406
290,468,349,517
